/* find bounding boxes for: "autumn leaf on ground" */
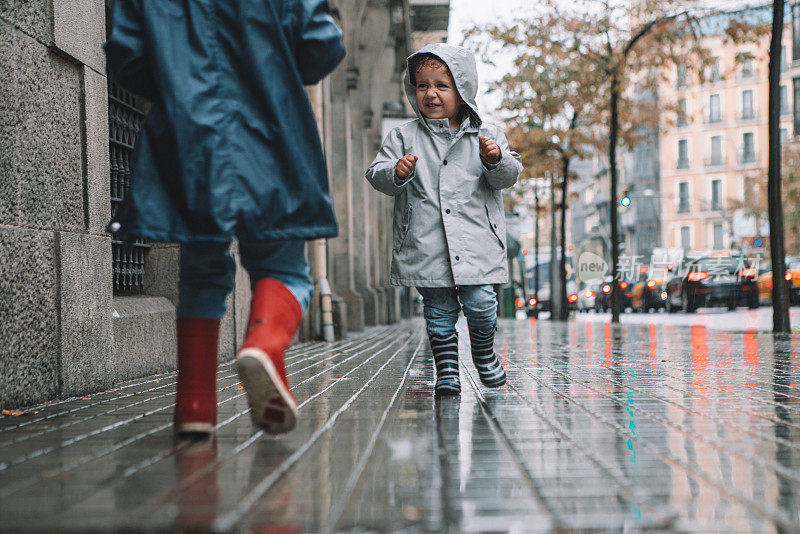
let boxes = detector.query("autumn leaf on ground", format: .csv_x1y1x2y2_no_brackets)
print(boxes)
2,409,38,417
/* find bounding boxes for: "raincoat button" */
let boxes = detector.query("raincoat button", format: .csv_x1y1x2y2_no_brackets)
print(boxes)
455,256,460,261
445,209,451,214
443,159,448,165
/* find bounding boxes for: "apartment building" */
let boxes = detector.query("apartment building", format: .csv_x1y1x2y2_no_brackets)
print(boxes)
659,6,792,254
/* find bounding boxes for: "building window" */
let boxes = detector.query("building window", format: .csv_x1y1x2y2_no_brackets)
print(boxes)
795,78,800,135
676,63,687,88
781,85,790,115
782,45,788,72
710,58,721,82
677,98,688,127
677,139,689,169
681,226,691,250
741,132,755,163
742,90,754,119
794,4,800,61
709,94,721,123
741,58,754,78
711,179,722,210
781,127,788,145
710,136,723,166
713,224,724,249
678,182,690,213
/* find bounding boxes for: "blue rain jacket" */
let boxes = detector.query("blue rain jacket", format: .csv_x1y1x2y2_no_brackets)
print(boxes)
105,0,345,243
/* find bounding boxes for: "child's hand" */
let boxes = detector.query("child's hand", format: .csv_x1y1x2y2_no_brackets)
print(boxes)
396,155,418,179
479,135,501,165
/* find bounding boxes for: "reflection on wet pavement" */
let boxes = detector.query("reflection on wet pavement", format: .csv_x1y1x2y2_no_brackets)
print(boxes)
1,319,800,531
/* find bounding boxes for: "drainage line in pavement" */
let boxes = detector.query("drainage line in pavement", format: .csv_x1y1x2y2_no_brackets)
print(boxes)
287,329,398,378
325,335,424,529
500,370,678,531
51,330,406,513
524,353,800,488
627,360,800,422
461,364,565,532
0,328,392,460
0,371,241,448
508,358,796,531
0,328,411,520
141,330,416,520
285,327,394,369
527,346,800,467
40,391,254,513
212,331,419,532
0,329,384,435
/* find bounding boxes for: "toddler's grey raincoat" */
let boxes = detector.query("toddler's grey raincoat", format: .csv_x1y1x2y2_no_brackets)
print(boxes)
105,0,345,243
365,43,523,287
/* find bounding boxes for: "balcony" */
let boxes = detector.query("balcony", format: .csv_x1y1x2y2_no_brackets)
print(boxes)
705,113,723,125
676,158,690,170
704,156,725,168
677,200,690,214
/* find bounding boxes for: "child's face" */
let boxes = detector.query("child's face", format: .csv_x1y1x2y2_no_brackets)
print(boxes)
414,63,464,128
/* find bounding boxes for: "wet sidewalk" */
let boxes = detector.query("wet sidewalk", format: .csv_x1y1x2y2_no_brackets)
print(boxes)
2,318,800,532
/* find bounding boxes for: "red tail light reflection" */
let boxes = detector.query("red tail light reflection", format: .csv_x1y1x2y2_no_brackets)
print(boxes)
688,271,710,282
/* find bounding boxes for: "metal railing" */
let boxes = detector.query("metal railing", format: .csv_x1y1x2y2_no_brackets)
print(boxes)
108,81,150,294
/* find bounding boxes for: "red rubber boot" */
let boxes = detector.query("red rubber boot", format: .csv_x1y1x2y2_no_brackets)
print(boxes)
174,318,221,434
236,278,302,434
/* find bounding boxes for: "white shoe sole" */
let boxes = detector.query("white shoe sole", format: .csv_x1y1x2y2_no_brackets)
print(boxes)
235,348,299,434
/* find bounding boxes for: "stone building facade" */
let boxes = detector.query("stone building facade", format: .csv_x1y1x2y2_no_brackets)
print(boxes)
0,0,449,409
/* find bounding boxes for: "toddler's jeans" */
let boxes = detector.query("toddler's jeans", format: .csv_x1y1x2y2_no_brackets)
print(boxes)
416,285,498,337
177,239,312,319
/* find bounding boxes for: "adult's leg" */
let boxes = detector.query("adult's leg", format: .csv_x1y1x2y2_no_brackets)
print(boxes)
178,241,236,319
175,241,235,434
417,287,461,395
459,285,506,388
236,239,311,434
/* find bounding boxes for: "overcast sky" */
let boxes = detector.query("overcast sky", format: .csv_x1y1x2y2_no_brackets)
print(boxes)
447,0,766,120
447,0,525,120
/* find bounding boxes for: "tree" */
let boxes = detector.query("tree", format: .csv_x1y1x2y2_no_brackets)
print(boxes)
768,0,790,332
465,9,606,320
468,0,766,323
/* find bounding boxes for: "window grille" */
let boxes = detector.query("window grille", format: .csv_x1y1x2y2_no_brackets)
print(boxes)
108,81,150,294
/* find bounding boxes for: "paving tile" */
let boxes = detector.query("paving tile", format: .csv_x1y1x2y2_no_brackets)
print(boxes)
1,319,800,531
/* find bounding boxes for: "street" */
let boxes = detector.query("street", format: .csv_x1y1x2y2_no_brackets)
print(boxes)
2,317,800,531
573,305,800,332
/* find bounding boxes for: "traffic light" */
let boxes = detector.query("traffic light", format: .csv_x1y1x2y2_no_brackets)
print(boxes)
620,191,631,207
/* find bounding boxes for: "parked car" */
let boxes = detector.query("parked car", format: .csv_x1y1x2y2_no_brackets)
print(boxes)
665,255,758,313
523,295,540,317
756,258,800,305
577,282,600,312
530,281,578,314
631,277,669,312
594,276,633,312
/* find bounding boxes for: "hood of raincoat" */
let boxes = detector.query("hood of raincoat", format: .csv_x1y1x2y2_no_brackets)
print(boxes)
403,43,482,130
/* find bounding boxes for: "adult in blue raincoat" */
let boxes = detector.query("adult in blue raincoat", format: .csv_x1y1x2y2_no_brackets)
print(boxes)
105,0,346,436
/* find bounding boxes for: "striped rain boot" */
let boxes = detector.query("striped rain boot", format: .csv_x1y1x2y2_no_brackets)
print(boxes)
429,333,461,396
468,326,506,388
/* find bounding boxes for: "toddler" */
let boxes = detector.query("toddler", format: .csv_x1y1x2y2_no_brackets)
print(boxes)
366,43,523,394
